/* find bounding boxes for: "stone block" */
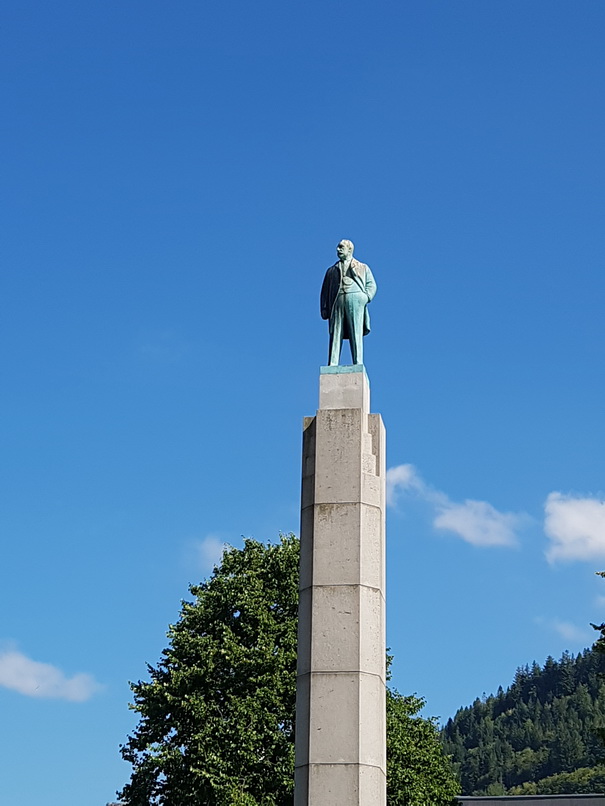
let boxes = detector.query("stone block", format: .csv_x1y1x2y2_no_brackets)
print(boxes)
314,408,365,503
302,585,384,678
309,585,361,673
358,504,384,591
319,367,370,411
362,473,382,509
293,765,309,805
357,763,387,806
296,587,313,677
308,764,360,804
294,671,311,767
358,671,387,770
302,417,316,480
296,762,386,806
298,504,315,591
311,503,361,587
304,672,386,766
307,672,360,763
362,451,376,475
300,507,383,594
306,502,383,590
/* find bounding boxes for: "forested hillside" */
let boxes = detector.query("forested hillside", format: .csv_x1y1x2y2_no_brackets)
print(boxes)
441,648,605,795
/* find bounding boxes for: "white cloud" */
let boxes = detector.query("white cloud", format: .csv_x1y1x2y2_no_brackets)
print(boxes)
434,499,520,547
387,463,524,548
193,535,227,571
386,463,443,506
534,616,592,644
594,594,605,609
551,619,591,643
386,464,417,505
0,647,102,701
544,492,605,563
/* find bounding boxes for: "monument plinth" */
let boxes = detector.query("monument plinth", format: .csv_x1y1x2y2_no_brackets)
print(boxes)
295,365,386,805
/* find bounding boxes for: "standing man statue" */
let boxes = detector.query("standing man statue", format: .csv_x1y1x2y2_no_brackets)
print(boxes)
320,239,377,366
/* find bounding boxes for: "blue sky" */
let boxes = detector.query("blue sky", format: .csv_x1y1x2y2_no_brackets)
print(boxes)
2,1,605,803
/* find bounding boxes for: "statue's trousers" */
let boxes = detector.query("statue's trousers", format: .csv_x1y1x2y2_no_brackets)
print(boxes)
328,290,367,365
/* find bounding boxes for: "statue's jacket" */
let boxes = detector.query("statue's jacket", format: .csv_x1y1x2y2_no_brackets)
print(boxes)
320,259,377,338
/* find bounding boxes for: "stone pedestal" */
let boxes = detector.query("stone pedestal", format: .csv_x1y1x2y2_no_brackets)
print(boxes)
295,366,386,805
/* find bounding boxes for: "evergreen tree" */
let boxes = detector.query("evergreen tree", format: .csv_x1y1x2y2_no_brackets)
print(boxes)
442,645,605,795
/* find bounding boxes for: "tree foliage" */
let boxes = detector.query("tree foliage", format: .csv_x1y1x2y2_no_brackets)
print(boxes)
119,535,299,806
591,571,605,658
387,689,461,806
591,569,605,748
441,648,605,795
509,764,605,795
119,534,459,806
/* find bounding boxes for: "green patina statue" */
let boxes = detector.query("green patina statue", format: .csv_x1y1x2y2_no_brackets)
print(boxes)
320,239,377,366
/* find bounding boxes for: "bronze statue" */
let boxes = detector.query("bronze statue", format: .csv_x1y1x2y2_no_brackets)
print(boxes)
320,240,377,366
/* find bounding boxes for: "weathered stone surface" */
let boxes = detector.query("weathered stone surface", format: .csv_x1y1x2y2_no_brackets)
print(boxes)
298,585,385,675
319,365,371,410
300,502,383,589
295,367,386,805
296,763,386,805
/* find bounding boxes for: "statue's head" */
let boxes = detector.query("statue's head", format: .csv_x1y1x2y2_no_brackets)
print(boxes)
336,239,354,260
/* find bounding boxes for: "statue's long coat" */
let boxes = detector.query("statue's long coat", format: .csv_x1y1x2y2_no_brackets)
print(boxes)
320,259,376,340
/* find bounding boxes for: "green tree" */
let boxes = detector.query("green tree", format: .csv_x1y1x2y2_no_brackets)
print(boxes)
386,689,460,806
592,570,605,747
510,765,605,795
119,535,459,806
442,641,605,795
119,535,299,806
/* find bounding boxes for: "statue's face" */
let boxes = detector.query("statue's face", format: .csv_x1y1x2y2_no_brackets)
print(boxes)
336,241,353,261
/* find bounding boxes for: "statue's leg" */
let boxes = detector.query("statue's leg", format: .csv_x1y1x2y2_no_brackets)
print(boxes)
346,292,365,365
328,295,344,366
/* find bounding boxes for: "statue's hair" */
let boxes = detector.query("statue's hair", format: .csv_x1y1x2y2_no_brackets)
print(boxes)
338,239,354,254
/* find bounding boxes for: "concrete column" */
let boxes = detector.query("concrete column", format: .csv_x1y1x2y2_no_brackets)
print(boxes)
295,366,386,805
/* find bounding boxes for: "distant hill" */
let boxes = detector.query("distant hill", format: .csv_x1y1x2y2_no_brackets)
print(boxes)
441,648,605,795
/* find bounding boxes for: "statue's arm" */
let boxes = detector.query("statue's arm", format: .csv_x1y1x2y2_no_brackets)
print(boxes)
365,266,377,303
320,269,332,320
